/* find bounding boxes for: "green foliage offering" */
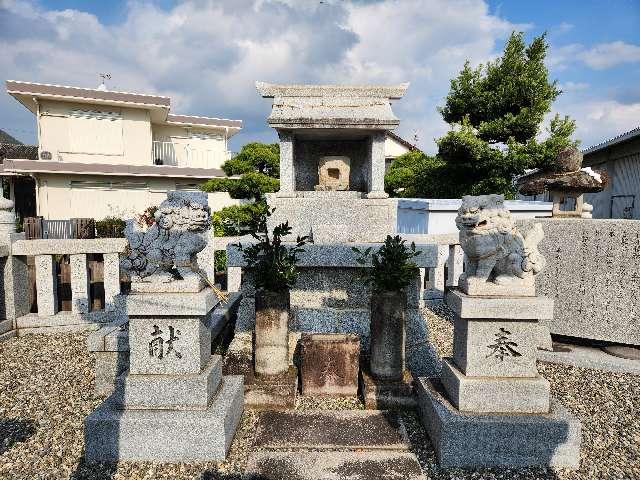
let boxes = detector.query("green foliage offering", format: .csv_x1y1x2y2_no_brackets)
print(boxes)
95,217,126,238
235,208,311,293
211,202,269,236
214,250,227,272
385,32,579,199
352,235,421,293
202,142,280,201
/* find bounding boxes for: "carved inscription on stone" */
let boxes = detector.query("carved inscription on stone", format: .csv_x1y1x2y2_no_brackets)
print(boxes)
149,324,183,360
486,327,522,361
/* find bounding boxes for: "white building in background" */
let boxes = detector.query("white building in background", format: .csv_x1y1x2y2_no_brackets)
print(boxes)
2,80,242,221
384,130,419,169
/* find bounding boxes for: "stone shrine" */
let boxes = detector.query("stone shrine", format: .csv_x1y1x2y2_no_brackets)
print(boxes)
85,191,243,462
226,83,439,406
416,195,582,468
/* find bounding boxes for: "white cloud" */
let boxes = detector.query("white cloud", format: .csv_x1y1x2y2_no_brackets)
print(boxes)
0,0,523,151
549,41,640,70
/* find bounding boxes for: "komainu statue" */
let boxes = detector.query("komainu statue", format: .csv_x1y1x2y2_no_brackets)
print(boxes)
455,194,545,296
121,191,211,292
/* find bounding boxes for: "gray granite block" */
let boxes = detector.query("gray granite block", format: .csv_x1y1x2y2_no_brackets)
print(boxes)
453,316,538,378
70,254,90,314
0,329,16,342
119,356,222,410
35,254,58,317
124,288,219,317
245,451,426,480
440,358,550,413
128,317,210,375
406,309,440,377
415,377,581,468
446,289,554,320
94,351,130,396
11,238,127,256
84,375,244,462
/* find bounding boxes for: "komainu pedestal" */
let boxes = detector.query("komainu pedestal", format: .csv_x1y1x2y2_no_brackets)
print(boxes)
417,195,581,469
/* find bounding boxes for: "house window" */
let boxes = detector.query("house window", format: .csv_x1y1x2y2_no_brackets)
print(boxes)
70,180,148,190
190,131,224,141
175,183,202,191
67,109,124,155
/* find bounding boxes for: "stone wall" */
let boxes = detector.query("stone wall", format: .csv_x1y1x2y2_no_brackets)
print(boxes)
520,218,640,345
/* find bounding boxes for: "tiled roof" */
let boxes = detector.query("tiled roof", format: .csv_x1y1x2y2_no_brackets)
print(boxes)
0,143,38,161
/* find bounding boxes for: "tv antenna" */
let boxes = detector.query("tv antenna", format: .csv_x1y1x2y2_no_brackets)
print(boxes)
98,73,111,91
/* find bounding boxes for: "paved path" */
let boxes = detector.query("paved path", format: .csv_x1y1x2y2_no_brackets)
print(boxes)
245,410,426,480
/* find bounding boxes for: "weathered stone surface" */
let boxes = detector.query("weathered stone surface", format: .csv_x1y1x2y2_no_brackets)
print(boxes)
441,358,550,413
118,356,222,410
520,218,640,345
370,292,405,381
2,254,30,321
124,288,219,317
538,342,640,375
121,191,210,288
315,155,350,191
102,252,121,311
452,316,538,378
416,377,581,468
366,131,387,197
128,316,210,375
245,451,426,480
70,254,90,314
84,376,244,462
0,319,13,336
35,254,57,316
360,369,416,410
300,333,360,396
456,195,546,296
446,289,554,320
255,289,289,377
277,130,295,195
93,351,129,396
11,238,126,256
254,410,410,450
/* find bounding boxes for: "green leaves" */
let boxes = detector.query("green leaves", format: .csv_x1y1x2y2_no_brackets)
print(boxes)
353,236,420,293
236,208,311,293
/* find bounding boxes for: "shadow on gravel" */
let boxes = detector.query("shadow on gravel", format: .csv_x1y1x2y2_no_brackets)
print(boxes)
201,471,243,480
70,455,117,480
0,418,36,455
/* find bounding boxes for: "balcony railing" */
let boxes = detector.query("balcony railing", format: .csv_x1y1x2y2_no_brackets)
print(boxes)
152,141,232,168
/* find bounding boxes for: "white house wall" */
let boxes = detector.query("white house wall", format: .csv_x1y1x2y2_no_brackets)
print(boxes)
152,124,228,169
38,100,152,166
35,173,241,220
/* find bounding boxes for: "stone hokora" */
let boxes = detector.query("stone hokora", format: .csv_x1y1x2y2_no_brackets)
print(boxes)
315,156,350,191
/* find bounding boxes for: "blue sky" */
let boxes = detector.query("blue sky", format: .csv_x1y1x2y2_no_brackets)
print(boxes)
2,0,639,153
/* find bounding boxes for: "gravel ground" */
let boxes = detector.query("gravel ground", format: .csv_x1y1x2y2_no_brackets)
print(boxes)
0,305,638,479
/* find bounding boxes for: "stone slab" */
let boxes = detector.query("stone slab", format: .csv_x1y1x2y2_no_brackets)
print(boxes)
254,410,410,451
11,238,127,256
245,451,426,480
84,375,244,462
415,377,581,468
0,319,13,336
16,309,122,329
117,356,222,410
94,351,129,396
228,239,438,268
0,329,16,342
129,276,206,294
124,288,219,317
538,342,640,375
128,317,210,375
446,289,554,320
520,218,640,345
17,323,103,336
459,276,536,297
440,358,550,413
360,369,416,410
453,316,538,377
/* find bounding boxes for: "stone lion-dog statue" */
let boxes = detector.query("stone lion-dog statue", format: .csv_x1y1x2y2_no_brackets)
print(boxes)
455,194,545,296
121,191,211,291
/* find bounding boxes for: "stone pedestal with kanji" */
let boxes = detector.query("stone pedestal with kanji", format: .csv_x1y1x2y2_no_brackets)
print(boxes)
84,288,244,462
416,288,581,468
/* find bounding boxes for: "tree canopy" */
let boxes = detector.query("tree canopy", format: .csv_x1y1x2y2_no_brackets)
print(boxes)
385,32,579,199
201,142,280,200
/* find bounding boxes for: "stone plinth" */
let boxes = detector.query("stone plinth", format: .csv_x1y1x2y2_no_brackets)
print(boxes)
360,369,416,410
416,378,581,468
85,287,243,462
300,333,360,397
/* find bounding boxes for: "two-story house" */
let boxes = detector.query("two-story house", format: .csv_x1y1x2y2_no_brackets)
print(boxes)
2,80,242,221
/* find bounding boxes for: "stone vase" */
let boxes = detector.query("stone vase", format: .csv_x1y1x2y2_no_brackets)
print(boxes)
254,288,290,377
370,290,406,381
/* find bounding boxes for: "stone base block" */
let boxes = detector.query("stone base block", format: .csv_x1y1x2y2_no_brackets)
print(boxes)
84,375,244,462
440,358,550,413
117,356,223,410
459,276,535,297
415,377,581,469
94,351,130,396
247,367,298,410
360,369,416,410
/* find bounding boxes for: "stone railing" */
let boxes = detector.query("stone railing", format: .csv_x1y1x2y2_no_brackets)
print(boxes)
3,238,128,336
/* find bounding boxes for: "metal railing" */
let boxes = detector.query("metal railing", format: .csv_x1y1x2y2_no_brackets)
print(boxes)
152,141,178,166
152,141,232,167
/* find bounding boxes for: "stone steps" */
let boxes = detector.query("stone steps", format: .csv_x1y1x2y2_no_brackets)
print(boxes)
246,409,426,479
